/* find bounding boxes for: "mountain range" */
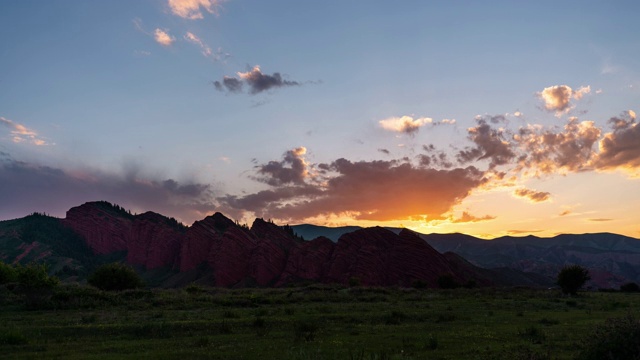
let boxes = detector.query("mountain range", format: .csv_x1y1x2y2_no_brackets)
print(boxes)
1,201,637,289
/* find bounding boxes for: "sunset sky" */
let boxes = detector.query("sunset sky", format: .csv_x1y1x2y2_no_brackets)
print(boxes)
1,0,639,238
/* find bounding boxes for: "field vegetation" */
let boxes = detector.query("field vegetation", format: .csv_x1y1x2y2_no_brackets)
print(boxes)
1,273,640,359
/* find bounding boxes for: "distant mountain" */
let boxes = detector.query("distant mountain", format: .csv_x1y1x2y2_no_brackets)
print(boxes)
1,201,543,288
291,225,640,289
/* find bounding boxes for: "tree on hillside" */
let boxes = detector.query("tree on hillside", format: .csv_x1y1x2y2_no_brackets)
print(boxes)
88,263,144,291
557,265,590,295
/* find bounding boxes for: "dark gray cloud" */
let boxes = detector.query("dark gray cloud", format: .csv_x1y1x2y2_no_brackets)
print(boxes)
0,158,216,224
254,147,310,186
457,116,516,168
213,76,243,93
214,65,300,95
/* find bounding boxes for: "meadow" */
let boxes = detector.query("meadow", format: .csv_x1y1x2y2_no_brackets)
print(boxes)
0,284,638,359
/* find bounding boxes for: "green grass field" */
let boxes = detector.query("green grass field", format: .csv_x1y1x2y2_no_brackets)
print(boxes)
1,284,638,359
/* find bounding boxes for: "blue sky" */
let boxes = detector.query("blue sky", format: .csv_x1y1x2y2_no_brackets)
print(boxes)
1,0,639,238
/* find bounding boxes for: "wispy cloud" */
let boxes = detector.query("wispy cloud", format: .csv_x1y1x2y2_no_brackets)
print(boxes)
184,32,230,61
507,229,543,235
588,218,614,222
168,0,224,19
450,211,496,223
0,117,50,146
513,188,551,203
213,65,301,95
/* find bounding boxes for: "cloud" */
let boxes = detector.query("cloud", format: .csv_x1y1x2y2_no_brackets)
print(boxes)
573,86,591,100
450,211,496,223
154,29,175,46
538,85,590,115
0,158,216,224
213,65,301,95
378,148,390,155
378,116,432,135
168,0,224,19
507,229,543,235
538,85,572,113
559,209,572,216
457,116,516,168
0,117,50,146
254,147,311,186
218,149,487,223
588,218,614,222
514,118,601,175
184,32,211,56
593,111,640,175
513,188,551,203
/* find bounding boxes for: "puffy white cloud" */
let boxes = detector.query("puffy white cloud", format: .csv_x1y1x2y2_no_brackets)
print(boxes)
154,29,175,46
378,116,432,135
168,0,224,19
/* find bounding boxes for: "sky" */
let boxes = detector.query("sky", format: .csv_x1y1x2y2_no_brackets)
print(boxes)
1,0,639,239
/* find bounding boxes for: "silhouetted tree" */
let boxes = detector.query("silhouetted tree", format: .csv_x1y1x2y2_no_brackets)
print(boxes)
557,265,590,295
620,282,640,293
437,274,460,289
88,263,144,291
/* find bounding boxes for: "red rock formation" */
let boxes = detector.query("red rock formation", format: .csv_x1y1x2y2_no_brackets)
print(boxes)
64,202,132,255
277,236,335,285
322,227,464,287
62,202,498,288
127,212,184,269
249,218,301,286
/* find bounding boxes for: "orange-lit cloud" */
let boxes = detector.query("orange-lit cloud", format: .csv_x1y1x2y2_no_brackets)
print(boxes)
588,218,614,222
154,29,175,46
168,0,223,19
0,117,49,146
218,149,487,223
513,188,551,203
379,116,432,135
449,211,496,223
507,229,543,235
538,85,589,115
593,111,640,175
514,118,601,175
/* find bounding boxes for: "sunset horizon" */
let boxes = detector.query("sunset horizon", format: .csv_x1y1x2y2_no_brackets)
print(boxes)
2,1,639,239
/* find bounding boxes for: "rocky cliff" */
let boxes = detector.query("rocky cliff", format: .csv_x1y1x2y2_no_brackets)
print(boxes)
59,201,494,288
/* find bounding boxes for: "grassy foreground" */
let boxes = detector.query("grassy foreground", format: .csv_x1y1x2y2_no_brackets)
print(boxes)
0,284,638,359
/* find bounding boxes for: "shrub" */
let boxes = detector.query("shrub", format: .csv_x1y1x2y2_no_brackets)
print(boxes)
577,314,640,360
437,274,460,289
294,319,319,342
0,261,17,284
556,265,590,295
88,263,144,291
15,263,59,289
620,282,640,292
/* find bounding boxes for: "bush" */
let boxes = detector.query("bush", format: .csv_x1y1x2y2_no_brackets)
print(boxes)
437,274,460,289
88,263,144,291
620,282,640,292
0,261,17,284
577,314,640,360
15,263,59,289
556,265,590,295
